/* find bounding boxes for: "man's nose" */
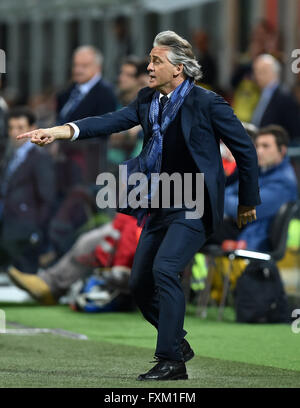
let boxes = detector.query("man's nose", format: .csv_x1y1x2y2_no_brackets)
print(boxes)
256,149,264,159
147,62,154,71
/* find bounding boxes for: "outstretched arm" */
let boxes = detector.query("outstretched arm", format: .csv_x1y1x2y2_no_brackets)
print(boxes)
17,97,140,146
16,124,74,146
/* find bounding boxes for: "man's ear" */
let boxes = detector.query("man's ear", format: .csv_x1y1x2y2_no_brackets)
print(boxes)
29,125,37,131
173,64,184,77
280,145,287,157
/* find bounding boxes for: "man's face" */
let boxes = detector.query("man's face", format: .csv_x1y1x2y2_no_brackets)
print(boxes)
253,59,276,89
255,133,284,168
118,63,138,93
72,50,100,84
8,117,35,147
147,47,180,91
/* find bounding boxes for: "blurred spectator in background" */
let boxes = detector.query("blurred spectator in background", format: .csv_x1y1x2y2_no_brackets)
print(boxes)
208,125,298,251
43,141,94,260
46,142,83,208
28,88,56,128
0,75,7,180
251,54,300,141
231,19,282,90
56,45,117,183
0,81,7,139
250,19,283,62
110,15,133,83
8,213,141,306
292,80,300,107
0,87,21,109
117,56,142,107
221,122,258,186
113,15,132,59
107,57,148,174
192,30,217,89
231,19,284,123
0,107,56,273
0,77,8,159
136,58,150,88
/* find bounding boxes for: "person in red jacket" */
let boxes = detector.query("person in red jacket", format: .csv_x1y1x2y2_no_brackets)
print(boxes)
8,213,141,305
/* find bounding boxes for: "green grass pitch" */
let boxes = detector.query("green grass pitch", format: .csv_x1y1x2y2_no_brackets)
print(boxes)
0,304,299,388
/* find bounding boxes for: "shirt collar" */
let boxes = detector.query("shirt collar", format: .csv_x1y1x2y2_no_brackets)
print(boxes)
12,140,35,161
262,81,279,96
159,90,173,101
77,73,101,95
15,140,35,154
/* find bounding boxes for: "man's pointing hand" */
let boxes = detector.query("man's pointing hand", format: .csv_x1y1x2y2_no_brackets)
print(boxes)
17,125,74,146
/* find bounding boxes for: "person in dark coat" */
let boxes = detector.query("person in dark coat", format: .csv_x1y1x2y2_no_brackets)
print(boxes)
56,45,117,182
15,31,260,381
0,107,56,273
251,54,300,141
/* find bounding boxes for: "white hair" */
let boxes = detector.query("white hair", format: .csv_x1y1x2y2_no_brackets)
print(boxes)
256,54,282,77
73,45,103,66
153,31,202,81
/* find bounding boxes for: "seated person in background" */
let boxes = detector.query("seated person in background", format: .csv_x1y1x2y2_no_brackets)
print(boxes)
0,107,56,273
107,57,148,174
222,122,258,186
8,213,141,305
209,124,298,251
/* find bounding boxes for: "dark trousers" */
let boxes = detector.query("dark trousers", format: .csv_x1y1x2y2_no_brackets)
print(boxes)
129,208,207,361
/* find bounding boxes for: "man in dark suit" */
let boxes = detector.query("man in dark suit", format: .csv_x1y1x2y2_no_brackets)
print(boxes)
17,31,260,381
0,107,56,273
56,45,117,182
252,54,300,141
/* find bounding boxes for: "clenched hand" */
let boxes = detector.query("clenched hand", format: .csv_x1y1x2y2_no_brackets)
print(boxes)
237,205,256,228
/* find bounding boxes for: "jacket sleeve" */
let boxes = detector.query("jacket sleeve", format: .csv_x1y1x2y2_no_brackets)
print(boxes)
73,97,140,140
209,93,261,207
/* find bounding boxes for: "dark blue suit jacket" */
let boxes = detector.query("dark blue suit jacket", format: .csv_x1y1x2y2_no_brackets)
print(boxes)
56,78,117,124
259,86,300,141
73,85,261,232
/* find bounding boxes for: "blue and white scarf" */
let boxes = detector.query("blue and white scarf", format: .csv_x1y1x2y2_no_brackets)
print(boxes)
119,78,195,226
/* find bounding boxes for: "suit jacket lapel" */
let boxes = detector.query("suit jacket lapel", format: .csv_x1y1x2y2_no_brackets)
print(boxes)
139,86,196,148
72,80,101,117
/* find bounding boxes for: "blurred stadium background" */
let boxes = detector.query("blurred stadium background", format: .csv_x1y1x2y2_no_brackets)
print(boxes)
0,0,299,96
1,0,300,388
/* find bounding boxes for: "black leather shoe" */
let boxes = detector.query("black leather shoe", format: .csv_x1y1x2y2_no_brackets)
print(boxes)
137,359,188,381
181,339,195,362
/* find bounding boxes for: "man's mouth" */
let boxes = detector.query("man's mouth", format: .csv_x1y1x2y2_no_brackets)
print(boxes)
149,74,156,81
